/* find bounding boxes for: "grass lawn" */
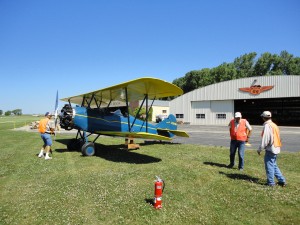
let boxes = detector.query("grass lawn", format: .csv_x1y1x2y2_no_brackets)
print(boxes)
0,116,300,224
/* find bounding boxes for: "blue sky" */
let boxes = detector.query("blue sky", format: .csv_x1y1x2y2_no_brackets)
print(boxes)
0,0,299,114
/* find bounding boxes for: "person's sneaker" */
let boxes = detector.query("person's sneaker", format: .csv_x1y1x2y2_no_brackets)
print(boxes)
45,156,52,160
238,168,243,171
38,153,44,158
227,164,234,168
265,183,275,187
277,182,286,187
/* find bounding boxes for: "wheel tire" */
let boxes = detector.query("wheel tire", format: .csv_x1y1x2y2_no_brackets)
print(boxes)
81,142,96,156
67,138,83,151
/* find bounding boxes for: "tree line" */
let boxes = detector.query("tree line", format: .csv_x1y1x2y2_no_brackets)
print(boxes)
0,109,22,116
172,50,300,94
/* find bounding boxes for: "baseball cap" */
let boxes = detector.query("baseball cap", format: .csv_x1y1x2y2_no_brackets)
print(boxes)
234,112,242,118
45,112,53,116
260,111,272,118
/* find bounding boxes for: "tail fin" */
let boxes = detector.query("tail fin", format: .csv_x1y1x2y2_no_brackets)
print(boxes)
156,114,189,138
156,114,177,130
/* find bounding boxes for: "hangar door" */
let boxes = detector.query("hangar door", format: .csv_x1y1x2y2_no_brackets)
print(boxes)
211,100,234,125
191,100,233,125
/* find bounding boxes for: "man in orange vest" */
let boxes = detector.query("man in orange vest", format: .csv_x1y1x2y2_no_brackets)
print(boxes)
228,112,252,171
38,112,55,160
257,111,286,187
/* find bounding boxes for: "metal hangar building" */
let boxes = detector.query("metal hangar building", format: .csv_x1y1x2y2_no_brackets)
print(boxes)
170,75,300,126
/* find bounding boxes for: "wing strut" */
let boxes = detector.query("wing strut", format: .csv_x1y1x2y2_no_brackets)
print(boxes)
145,94,148,133
130,95,146,132
87,93,95,108
125,87,131,132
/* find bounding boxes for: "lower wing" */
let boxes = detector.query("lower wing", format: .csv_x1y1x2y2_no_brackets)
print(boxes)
95,131,172,141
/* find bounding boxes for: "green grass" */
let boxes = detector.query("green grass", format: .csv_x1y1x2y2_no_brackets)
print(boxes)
0,115,39,130
0,117,299,224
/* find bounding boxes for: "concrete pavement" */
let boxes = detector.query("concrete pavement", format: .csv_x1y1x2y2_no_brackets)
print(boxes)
173,124,300,152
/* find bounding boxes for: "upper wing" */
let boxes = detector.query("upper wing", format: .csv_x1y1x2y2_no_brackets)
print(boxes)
61,77,183,107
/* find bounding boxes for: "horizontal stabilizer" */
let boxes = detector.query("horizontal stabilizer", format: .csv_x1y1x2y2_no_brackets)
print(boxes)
169,129,190,137
157,128,189,138
95,131,172,141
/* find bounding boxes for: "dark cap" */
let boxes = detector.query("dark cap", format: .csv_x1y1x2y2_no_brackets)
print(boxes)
45,112,53,117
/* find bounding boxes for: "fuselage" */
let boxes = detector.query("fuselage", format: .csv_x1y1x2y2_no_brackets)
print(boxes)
61,106,159,134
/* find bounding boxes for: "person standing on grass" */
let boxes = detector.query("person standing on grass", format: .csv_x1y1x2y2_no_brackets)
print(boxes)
38,112,55,160
257,111,286,187
228,112,252,171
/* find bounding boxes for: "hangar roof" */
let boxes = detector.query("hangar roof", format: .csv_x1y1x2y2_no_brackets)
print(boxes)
173,75,300,102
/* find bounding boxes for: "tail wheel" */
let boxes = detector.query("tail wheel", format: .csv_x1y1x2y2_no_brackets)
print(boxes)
81,142,96,156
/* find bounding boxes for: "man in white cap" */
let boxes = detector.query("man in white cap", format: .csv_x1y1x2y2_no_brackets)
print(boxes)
38,112,55,160
228,112,252,171
257,111,286,187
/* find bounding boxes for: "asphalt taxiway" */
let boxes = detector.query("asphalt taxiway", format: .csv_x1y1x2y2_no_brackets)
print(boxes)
173,124,300,152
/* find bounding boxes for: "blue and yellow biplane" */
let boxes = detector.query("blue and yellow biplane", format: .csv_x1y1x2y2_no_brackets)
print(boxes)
59,77,189,156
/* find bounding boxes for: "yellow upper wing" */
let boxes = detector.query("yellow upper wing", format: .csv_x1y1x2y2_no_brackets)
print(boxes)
61,77,183,107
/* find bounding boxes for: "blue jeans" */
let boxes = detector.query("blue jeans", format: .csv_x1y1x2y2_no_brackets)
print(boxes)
229,140,245,169
264,151,285,185
41,133,52,146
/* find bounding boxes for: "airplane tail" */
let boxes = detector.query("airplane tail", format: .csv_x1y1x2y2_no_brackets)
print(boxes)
156,114,189,138
156,114,177,130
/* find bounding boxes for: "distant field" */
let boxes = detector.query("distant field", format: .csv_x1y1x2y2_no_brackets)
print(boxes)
0,115,40,130
0,117,299,224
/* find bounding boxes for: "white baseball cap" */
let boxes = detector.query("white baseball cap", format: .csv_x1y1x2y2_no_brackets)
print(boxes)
261,111,272,118
234,112,242,118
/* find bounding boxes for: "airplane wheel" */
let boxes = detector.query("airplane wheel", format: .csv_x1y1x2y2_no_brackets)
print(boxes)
81,142,96,156
67,138,83,151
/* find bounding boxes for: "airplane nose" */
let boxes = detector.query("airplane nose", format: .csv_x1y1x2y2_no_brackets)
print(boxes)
59,104,74,130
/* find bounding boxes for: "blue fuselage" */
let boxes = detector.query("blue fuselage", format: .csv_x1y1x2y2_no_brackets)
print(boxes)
73,107,158,134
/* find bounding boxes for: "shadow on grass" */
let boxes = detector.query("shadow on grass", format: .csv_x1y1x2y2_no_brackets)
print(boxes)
145,198,154,206
54,139,162,164
203,161,228,168
219,171,260,184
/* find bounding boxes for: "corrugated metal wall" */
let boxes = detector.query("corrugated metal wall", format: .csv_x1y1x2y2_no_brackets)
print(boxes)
170,75,300,125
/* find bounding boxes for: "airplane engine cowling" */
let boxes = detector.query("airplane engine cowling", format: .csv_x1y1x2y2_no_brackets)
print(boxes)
59,104,74,130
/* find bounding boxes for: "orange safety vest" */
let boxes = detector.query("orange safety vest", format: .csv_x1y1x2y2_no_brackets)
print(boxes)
230,119,247,141
262,122,282,147
39,118,49,133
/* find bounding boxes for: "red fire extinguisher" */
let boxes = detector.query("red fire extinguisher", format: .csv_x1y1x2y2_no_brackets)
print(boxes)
154,176,165,209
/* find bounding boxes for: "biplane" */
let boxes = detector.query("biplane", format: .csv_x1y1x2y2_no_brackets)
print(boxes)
59,77,189,156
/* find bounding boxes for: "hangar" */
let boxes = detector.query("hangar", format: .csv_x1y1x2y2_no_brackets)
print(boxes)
170,75,300,126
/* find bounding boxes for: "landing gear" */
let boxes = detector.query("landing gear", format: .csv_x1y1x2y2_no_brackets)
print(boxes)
81,142,96,156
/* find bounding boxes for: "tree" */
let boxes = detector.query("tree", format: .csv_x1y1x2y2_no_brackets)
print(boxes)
12,109,22,116
233,52,257,78
0,110,3,116
271,51,295,75
182,70,201,93
253,52,274,76
5,111,12,116
289,57,300,75
172,77,185,91
210,63,237,83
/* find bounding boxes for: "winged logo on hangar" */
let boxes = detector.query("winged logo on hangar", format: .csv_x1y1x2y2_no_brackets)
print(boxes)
239,85,274,95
